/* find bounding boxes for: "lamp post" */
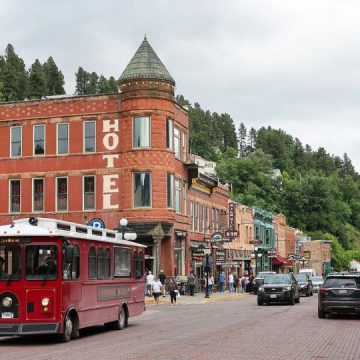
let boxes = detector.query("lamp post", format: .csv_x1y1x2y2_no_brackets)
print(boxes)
117,218,137,241
203,247,212,298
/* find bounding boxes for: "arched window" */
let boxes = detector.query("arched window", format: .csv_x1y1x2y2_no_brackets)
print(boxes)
97,247,105,279
138,252,144,277
105,248,111,278
133,252,139,278
88,246,96,279
63,244,80,280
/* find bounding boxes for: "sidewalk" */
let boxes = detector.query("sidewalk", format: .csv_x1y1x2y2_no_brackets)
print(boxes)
145,291,250,306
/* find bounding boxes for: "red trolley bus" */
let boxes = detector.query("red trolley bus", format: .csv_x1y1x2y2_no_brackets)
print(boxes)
0,217,146,342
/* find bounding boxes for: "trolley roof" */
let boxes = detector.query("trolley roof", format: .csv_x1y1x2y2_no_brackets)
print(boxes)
0,217,146,248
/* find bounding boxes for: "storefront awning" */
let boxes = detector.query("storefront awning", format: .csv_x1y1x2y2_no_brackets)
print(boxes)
272,254,292,267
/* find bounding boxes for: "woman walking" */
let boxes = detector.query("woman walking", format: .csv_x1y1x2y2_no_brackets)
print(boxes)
169,278,179,306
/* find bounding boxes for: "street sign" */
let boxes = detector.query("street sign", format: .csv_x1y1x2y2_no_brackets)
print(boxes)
224,229,239,238
89,218,105,229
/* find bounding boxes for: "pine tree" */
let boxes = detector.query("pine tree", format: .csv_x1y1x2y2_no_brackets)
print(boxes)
247,127,257,153
27,59,46,99
43,57,65,95
1,44,27,101
107,76,118,93
88,72,99,94
98,75,109,93
75,67,90,95
238,122,247,157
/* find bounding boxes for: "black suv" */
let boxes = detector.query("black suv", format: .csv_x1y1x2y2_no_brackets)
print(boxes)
318,273,360,318
295,273,313,297
257,273,300,305
253,271,276,295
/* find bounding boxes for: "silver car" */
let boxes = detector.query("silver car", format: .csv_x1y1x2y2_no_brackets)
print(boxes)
312,276,324,292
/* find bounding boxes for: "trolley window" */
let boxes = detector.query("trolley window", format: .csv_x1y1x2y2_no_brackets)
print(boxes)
25,245,57,280
0,245,21,281
114,247,131,277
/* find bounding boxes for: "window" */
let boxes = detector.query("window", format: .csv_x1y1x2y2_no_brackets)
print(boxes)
57,123,68,154
114,247,131,277
0,245,21,281
190,201,194,231
10,126,22,157
88,246,96,279
133,252,144,278
183,183,187,215
83,176,95,210
105,248,111,278
175,179,181,213
34,125,45,155
166,118,173,149
167,173,174,208
199,204,204,232
25,245,57,280
9,179,21,213
133,172,151,207
174,127,180,158
84,121,96,153
97,247,105,279
194,203,199,231
133,116,150,148
63,244,80,280
33,178,44,212
182,132,187,161
56,177,68,212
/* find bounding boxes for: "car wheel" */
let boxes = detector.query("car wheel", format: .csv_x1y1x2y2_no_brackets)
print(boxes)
318,308,326,319
310,291,313,296
306,292,310,297
295,295,300,304
257,298,264,306
289,295,295,305
107,306,127,330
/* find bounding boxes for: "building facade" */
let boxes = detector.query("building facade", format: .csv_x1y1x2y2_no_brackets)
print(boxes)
0,37,229,278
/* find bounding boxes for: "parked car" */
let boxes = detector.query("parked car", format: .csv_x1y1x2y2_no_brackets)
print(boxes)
312,276,324,293
295,273,313,297
318,273,360,318
253,271,276,295
257,273,300,305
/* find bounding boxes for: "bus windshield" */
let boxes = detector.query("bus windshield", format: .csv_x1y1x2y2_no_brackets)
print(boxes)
0,245,21,281
25,245,58,280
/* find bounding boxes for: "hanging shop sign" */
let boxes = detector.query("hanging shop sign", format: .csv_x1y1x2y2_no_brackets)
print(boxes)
229,202,236,229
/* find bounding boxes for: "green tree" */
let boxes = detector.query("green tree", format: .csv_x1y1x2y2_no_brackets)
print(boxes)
238,122,247,157
107,76,118,93
75,67,90,95
43,56,65,95
27,59,46,99
0,44,27,101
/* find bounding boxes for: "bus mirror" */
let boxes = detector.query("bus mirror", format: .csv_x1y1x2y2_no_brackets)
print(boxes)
64,245,74,263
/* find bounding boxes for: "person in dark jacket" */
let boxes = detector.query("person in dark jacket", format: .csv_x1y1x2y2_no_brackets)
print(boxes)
188,271,196,296
169,278,179,305
159,269,167,297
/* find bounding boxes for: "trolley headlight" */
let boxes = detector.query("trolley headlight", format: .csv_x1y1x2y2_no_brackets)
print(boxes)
41,297,50,307
2,297,12,308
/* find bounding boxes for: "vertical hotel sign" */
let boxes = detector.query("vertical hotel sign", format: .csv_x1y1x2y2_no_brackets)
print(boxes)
229,203,236,229
102,119,119,209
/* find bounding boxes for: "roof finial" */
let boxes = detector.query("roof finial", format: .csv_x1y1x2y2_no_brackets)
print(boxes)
144,33,147,41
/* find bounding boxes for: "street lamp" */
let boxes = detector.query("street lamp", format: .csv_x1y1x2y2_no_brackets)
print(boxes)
203,248,212,298
117,218,137,241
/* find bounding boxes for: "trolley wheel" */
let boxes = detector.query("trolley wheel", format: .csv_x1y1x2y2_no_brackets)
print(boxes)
107,306,127,330
59,315,73,342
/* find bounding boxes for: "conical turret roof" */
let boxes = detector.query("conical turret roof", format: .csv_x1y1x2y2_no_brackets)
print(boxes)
119,36,175,85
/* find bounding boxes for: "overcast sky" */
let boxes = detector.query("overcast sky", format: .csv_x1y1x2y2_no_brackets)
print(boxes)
1,0,359,171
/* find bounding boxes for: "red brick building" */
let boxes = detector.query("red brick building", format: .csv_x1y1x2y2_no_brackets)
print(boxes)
0,37,229,277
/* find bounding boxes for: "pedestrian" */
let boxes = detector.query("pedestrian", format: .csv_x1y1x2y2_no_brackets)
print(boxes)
234,274,240,293
159,269,167,297
228,272,234,292
169,278,179,306
208,273,214,294
146,271,155,296
240,275,246,293
219,271,226,292
188,271,196,296
152,277,162,305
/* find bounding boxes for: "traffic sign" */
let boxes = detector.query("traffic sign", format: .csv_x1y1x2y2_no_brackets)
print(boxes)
89,218,105,229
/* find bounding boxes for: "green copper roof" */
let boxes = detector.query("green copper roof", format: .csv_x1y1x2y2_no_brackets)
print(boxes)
119,36,175,85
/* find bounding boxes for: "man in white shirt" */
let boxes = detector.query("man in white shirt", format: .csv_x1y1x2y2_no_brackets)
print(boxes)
152,277,162,305
228,272,234,293
146,271,155,296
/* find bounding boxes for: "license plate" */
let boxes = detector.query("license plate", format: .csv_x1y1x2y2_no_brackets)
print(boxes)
1,312,14,319
339,289,347,294
270,294,277,299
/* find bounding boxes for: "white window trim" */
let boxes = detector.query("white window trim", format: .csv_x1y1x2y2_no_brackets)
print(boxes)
167,173,174,209
10,126,22,158
56,123,69,155
182,132,187,162
175,179,181,213
9,179,21,213
83,120,96,153
32,177,45,213
166,118,174,150
174,127,180,159
132,172,152,208
33,124,46,156
132,116,151,149
83,175,96,211
56,176,68,212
